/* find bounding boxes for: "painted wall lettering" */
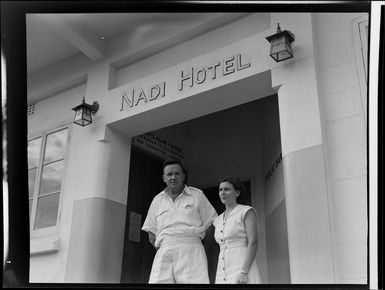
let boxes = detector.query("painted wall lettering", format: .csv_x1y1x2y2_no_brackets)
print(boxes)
265,152,282,183
132,132,184,161
179,54,251,91
120,81,166,111
119,54,251,111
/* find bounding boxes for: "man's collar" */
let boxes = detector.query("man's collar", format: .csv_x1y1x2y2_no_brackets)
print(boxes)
183,185,192,195
163,185,191,196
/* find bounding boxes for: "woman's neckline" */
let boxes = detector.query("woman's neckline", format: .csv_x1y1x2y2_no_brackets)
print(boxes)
223,204,239,220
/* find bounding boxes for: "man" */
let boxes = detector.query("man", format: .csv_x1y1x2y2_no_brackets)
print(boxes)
142,158,218,283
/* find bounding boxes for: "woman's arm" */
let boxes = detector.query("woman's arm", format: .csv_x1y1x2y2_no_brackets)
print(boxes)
236,208,258,283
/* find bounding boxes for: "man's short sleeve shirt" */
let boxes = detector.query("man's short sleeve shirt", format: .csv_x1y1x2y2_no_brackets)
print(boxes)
142,186,217,248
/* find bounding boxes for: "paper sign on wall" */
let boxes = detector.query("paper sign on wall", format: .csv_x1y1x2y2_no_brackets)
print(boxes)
128,211,142,243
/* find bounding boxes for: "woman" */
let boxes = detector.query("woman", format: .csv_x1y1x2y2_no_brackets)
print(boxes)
213,177,261,284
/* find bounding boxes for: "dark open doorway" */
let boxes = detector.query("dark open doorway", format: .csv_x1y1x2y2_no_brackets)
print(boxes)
120,146,164,283
121,143,253,284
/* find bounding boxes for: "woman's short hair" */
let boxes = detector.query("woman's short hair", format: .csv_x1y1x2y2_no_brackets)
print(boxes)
218,176,245,195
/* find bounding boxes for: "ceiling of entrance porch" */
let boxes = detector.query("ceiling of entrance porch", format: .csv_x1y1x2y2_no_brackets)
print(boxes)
26,13,250,75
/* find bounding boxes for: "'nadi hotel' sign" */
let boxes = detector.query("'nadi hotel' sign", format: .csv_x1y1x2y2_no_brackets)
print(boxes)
120,53,251,112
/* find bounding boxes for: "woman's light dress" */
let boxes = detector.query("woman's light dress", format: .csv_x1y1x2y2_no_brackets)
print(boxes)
213,204,262,284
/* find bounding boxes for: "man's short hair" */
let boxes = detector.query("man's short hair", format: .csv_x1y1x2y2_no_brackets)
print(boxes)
162,158,186,174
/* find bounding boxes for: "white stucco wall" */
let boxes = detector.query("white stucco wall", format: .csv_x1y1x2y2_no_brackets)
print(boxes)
312,13,368,284
113,13,271,88
28,83,85,282
270,12,336,283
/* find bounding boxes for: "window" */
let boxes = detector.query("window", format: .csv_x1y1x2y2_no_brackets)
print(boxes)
353,15,369,124
28,126,69,237
358,19,369,81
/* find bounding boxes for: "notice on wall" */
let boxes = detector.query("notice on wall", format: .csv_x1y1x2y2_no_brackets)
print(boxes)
132,132,184,161
128,211,142,243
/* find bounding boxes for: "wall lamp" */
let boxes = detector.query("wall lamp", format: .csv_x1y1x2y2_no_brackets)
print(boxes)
266,23,295,63
71,97,99,127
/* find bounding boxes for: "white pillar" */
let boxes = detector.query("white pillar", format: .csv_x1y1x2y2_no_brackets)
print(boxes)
271,13,335,283
64,63,132,283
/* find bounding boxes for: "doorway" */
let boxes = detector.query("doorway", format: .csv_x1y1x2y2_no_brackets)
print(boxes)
120,146,164,283
119,92,290,284
120,144,255,283
120,144,252,284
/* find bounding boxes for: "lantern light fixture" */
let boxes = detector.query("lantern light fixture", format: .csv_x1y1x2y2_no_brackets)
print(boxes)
71,97,99,127
266,23,295,63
